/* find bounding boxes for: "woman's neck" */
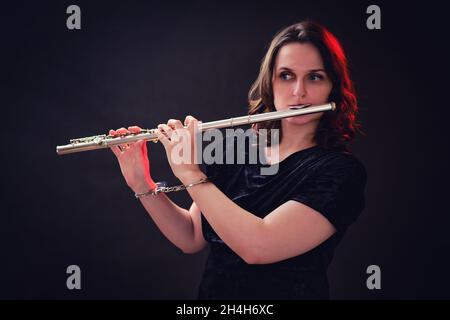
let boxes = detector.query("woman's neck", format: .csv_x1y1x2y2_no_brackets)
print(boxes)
263,120,318,164
278,120,318,152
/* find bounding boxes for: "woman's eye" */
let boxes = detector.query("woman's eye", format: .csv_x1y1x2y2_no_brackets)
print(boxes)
309,73,324,81
279,72,293,80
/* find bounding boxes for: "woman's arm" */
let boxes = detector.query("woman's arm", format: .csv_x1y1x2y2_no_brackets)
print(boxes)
156,117,335,264
138,190,208,254
109,125,207,254
182,171,335,264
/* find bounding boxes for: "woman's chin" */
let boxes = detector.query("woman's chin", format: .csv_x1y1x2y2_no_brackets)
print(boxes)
286,116,316,125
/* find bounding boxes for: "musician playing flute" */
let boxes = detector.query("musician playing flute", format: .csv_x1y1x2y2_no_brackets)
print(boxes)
109,20,367,300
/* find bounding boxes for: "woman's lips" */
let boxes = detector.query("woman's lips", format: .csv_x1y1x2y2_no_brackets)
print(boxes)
288,103,311,109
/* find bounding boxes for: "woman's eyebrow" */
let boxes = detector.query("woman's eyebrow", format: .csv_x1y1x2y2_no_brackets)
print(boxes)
277,67,326,73
309,69,326,73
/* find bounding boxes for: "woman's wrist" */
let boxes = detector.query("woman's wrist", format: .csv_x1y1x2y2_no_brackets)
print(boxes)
179,171,207,186
132,178,157,194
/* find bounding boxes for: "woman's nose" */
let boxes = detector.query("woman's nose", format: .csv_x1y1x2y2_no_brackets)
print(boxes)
293,79,306,97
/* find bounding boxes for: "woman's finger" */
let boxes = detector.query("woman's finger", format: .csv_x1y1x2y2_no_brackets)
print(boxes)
186,118,199,135
158,124,172,132
116,127,129,136
156,129,169,147
184,115,198,126
128,126,142,134
158,124,173,139
168,119,183,130
119,143,131,151
111,145,122,157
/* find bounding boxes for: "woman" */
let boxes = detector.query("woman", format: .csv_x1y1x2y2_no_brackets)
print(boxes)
109,20,366,299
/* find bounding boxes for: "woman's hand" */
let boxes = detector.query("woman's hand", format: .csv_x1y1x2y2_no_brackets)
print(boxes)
156,116,206,185
110,126,157,194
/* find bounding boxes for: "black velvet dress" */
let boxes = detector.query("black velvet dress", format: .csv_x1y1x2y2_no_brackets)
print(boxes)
198,135,367,300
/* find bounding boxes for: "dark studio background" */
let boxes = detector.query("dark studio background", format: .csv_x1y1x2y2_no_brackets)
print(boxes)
2,0,449,300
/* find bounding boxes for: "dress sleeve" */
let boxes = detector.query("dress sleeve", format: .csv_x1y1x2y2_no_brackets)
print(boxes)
289,156,367,233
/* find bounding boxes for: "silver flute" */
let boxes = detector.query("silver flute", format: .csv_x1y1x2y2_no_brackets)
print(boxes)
56,102,335,155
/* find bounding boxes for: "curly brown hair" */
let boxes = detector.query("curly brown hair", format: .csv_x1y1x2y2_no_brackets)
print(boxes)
248,20,364,152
